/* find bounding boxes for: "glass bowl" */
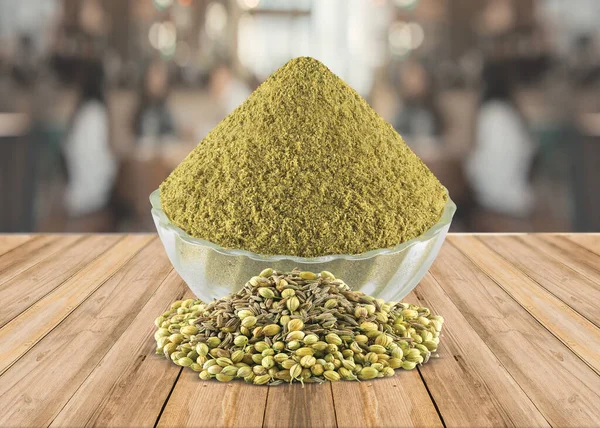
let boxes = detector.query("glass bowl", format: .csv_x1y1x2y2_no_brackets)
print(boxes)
150,189,456,303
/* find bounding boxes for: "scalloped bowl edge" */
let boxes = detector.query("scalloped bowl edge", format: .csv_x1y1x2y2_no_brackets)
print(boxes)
149,188,456,263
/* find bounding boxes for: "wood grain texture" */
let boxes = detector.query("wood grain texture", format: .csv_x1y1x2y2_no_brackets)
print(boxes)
0,234,599,428
50,270,186,428
0,234,33,256
331,373,442,428
479,235,600,327
0,235,123,328
0,239,172,427
263,383,336,427
263,383,336,428
527,234,600,285
567,234,600,255
449,235,600,374
405,281,550,427
430,241,600,427
0,235,153,376
157,372,268,428
0,235,81,286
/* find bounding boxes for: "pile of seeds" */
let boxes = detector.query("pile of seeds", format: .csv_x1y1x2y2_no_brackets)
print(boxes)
154,269,444,385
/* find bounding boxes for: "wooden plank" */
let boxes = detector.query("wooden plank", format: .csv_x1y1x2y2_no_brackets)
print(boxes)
0,238,172,427
567,234,600,256
49,270,186,428
0,234,33,257
526,235,600,284
263,383,336,428
429,242,600,427
0,235,153,375
331,300,441,428
0,235,82,285
157,373,268,428
332,373,442,428
405,279,549,427
0,235,123,328
479,235,600,327
449,235,600,374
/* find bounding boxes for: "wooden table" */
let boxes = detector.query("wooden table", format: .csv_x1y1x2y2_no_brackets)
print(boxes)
1,234,599,427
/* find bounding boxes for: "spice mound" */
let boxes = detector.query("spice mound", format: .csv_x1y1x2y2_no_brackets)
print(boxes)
160,56,447,257
154,269,444,385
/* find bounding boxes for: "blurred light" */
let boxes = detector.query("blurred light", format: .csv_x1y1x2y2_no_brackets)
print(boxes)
347,19,362,56
237,0,260,10
159,22,177,49
388,21,425,56
149,22,161,49
174,41,191,66
206,3,228,39
388,21,410,52
394,0,418,9
154,0,173,10
174,1,193,28
408,22,424,49
390,45,410,58
149,21,177,52
178,0,192,5
237,12,255,68
161,43,177,58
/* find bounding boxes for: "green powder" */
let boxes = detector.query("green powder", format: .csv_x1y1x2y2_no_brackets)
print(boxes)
160,57,447,257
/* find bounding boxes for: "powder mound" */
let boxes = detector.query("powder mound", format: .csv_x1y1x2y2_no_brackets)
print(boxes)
160,56,447,257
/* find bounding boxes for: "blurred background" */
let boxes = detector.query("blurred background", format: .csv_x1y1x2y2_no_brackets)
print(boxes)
1,0,599,234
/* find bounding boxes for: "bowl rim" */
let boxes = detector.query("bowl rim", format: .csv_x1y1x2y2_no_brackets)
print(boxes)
150,188,456,263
